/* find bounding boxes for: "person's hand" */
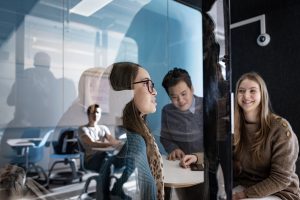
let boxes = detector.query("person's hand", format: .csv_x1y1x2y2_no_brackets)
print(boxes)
180,154,197,168
167,148,185,160
232,191,246,200
111,139,121,147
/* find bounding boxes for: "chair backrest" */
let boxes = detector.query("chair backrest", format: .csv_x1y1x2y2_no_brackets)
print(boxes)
22,128,40,138
23,129,41,162
29,129,54,162
54,129,79,154
12,128,53,164
36,129,54,148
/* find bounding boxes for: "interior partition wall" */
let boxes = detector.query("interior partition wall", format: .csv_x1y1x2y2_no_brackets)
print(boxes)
0,0,234,198
0,0,203,178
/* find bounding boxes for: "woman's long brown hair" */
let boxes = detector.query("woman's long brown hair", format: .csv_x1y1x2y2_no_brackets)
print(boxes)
234,72,273,161
110,62,153,147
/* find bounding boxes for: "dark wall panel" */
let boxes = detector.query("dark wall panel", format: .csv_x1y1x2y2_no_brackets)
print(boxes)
231,2,300,139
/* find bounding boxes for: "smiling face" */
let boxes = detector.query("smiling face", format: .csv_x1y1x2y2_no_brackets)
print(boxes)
133,67,157,116
237,78,261,120
168,81,194,111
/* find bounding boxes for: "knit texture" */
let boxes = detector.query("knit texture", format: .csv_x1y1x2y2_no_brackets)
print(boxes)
234,115,300,199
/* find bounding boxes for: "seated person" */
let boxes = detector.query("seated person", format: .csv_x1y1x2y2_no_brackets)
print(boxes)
109,62,164,200
160,67,204,160
78,104,120,171
233,72,300,199
160,68,204,200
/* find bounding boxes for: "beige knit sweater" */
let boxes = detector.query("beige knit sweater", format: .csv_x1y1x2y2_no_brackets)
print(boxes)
234,114,300,199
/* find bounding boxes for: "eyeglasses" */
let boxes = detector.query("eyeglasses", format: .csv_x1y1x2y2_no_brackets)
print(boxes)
132,79,155,94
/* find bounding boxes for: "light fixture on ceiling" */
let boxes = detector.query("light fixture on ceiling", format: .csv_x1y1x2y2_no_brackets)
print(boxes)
70,0,113,17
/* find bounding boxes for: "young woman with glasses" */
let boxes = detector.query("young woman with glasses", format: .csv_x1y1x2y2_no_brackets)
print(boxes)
109,62,164,200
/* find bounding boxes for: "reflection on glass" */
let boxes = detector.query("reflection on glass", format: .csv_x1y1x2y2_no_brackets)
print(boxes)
203,0,231,199
0,0,204,199
108,62,163,199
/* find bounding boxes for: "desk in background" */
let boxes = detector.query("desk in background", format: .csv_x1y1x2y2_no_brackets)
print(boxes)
7,138,42,171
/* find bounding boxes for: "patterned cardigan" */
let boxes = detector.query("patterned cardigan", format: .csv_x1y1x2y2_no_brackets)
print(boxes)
109,132,157,200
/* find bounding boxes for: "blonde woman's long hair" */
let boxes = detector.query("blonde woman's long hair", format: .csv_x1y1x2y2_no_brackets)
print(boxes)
234,72,273,161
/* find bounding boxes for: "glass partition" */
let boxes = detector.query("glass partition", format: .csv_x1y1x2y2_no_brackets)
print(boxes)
203,0,232,199
0,0,205,199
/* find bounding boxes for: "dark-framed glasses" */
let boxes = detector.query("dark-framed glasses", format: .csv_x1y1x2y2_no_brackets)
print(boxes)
132,79,155,94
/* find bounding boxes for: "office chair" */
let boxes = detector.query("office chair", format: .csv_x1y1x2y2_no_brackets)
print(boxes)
9,128,54,187
48,128,84,184
77,134,127,200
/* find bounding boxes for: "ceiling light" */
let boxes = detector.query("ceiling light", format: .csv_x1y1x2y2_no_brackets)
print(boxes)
70,0,113,17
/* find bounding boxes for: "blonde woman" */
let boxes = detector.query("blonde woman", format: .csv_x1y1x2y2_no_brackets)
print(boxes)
233,72,300,199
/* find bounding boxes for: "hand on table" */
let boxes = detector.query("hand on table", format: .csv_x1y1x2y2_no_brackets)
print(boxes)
180,154,197,168
232,191,246,200
111,139,122,147
167,148,185,160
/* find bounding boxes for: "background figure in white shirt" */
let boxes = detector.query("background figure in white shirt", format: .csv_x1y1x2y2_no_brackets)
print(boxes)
78,104,120,171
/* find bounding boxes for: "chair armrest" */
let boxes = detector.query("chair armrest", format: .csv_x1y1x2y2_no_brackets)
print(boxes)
65,138,77,142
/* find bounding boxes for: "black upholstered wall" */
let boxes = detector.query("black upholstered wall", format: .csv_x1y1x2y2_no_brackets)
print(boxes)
231,0,300,141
